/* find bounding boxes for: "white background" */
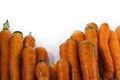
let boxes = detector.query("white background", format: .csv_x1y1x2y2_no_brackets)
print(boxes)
0,0,120,63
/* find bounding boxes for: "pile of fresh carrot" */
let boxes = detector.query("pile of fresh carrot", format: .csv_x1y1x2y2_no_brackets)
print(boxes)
0,20,120,80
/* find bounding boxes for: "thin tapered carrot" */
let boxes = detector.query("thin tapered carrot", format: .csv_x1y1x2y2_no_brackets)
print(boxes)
99,23,114,80
56,59,71,80
36,47,48,63
22,47,36,80
115,26,120,44
59,42,67,60
36,61,50,80
23,32,35,48
0,20,11,80
50,62,57,80
9,31,23,80
85,25,100,79
109,31,120,80
71,30,85,43
79,40,99,80
66,38,81,80
85,22,98,31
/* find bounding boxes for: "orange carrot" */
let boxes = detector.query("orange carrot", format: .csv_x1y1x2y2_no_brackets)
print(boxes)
36,47,48,63
56,59,71,80
9,31,23,80
22,47,36,80
78,40,99,80
85,25,100,79
115,26,120,44
23,32,35,48
50,62,57,80
109,31,120,79
99,23,114,79
0,20,11,80
85,22,98,31
66,38,81,80
71,30,85,43
59,42,67,60
36,61,50,80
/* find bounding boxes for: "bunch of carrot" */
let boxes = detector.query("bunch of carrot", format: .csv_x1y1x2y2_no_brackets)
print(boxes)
0,20,120,80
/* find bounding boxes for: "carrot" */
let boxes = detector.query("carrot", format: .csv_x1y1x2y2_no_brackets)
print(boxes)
0,20,11,80
66,38,81,80
9,31,23,80
36,61,50,80
71,30,85,43
22,47,36,80
99,23,114,79
56,59,71,80
78,40,99,80
115,26,120,44
50,62,57,80
109,31,120,80
59,42,67,60
23,32,35,48
85,25,100,79
85,22,98,31
36,47,48,63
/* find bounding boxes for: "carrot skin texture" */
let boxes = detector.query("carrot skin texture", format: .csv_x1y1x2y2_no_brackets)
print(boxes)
79,40,99,80
116,26,120,44
56,59,71,80
23,32,35,48
85,22,98,31
71,30,85,43
50,62,57,80
66,38,81,80
99,23,114,79
109,31,120,80
9,31,23,80
22,47,36,80
59,42,67,60
0,20,11,80
36,61,50,80
36,47,48,63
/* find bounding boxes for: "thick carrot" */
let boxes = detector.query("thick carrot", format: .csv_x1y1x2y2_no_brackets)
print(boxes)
36,47,48,63
71,30,85,43
115,26,120,44
22,47,36,80
66,38,81,80
56,59,71,80
9,31,23,80
109,31,120,79
23,32,35,48
0,20,11,80
59,42,67,60
85,26,100,79
85,22,98,31
50,62,57,80
78,40,99,80
36,61,50,80
99,23,114,79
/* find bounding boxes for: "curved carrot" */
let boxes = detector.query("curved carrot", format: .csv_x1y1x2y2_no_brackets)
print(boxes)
0,20,11,80
66,38,81,80
36,61,50,80
23,32,35,48
109,31,120,79
9,31,23,80
79,40,99,80
59,42,67,60
99,23,114,79
50,62,57,80
71,30,85,43
36,47,48,63
85,25,100,78
85,22,98,31
56,59,71,80
115,26,120,43
22,47,36,80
